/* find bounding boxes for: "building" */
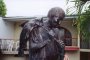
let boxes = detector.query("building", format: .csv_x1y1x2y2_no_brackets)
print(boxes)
0,16,89,60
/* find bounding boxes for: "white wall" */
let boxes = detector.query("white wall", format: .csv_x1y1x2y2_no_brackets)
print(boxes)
66,51,80,60
0,17,15,39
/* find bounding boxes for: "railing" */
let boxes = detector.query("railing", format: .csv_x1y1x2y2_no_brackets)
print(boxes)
64,38,78,46
0,38,29,54
0,38,78,52
80,39,90,49
0,38,20,51
64,38,79,51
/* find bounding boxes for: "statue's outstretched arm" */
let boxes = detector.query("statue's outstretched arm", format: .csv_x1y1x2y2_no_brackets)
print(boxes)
18,23,29,57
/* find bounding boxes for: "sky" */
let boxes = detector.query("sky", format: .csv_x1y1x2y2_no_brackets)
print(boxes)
4,0,72,17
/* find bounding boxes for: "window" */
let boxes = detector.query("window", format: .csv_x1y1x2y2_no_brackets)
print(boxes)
59,27,72,46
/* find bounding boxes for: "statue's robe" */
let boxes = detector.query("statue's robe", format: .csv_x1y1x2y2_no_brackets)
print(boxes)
18,19,65,60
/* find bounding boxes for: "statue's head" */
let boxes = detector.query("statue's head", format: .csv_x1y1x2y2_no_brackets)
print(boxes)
47,7,65,26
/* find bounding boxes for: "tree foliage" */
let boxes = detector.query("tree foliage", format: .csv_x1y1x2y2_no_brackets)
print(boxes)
67,0,90,41
0,0,7,17
80,6,90,41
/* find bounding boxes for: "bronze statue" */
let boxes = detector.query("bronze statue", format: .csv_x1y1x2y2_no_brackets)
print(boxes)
18,7,65,60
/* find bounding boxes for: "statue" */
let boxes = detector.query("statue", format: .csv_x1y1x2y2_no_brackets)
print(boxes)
18,7,65,60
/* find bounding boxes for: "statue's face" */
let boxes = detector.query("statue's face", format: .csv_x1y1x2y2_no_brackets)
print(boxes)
49,15,62,27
